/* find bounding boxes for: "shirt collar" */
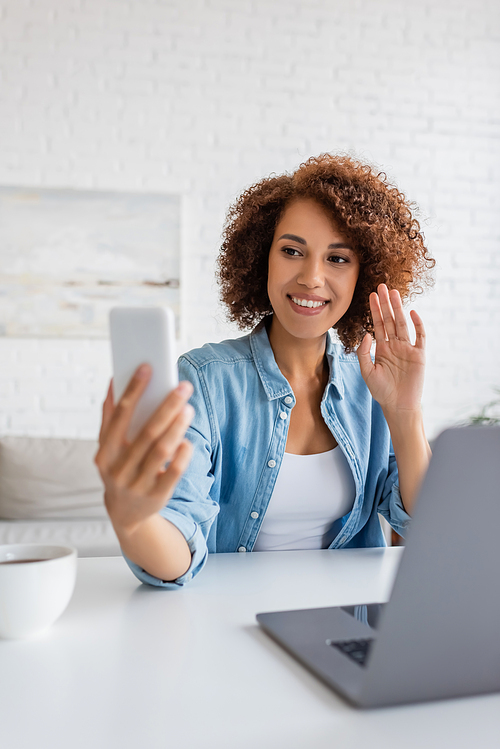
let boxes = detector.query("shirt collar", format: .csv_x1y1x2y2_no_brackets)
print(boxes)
249,317,345,401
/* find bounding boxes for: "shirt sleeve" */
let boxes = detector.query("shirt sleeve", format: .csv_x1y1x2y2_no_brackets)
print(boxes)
377,448,412,538
123,356,220,588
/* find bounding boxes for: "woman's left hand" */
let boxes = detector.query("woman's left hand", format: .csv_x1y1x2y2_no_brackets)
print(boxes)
356,283,426,416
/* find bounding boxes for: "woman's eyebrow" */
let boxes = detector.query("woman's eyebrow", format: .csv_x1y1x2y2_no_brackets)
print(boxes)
278,233,307,245
278,233,353,251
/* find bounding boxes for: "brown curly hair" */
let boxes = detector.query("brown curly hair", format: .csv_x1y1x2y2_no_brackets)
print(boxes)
216,153,435,352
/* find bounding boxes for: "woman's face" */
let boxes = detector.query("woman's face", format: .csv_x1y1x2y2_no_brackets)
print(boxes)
267,198,360,341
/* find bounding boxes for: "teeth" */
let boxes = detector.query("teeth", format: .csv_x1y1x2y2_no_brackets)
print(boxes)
291,296,326,308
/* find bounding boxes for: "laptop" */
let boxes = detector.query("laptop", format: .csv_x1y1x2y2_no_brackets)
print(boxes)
256,426,500,708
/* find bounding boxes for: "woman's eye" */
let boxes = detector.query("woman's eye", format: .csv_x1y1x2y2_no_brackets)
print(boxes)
329,255,348,264
283,247,301,256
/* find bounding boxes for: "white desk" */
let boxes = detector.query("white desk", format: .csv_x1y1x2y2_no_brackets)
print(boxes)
1,548,498,749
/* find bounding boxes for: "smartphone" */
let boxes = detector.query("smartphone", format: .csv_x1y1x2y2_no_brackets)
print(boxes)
109,306,179,441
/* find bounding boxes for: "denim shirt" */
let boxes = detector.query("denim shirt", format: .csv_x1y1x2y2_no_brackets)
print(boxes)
125,321,411,588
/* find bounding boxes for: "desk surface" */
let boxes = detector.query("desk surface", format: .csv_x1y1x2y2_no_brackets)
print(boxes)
1,548,498,749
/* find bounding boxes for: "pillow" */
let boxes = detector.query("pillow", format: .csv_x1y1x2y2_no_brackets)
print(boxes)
0,436,107,520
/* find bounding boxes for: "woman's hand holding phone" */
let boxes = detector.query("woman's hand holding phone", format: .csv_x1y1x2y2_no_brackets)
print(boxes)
94,366,195,581
96,363,194,532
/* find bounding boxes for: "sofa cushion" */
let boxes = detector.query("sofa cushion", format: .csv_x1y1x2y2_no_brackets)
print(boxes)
0,436,107,520
0,519,120,557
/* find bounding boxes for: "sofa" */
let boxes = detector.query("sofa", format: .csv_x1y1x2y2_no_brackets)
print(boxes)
0,436,121,557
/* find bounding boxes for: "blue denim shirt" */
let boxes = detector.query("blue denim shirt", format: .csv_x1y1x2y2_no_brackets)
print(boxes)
125,321,411,588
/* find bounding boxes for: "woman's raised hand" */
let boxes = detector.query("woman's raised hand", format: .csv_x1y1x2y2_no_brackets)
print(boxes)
94,365,194,536
356,284,426,417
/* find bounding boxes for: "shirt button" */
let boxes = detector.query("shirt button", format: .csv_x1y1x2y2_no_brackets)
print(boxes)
251,511,259,519
238,546,247,552
284,396,293,405
279,412,287,420
268,459,276,468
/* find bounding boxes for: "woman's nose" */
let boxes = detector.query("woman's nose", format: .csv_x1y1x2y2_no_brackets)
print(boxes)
297,258,324,288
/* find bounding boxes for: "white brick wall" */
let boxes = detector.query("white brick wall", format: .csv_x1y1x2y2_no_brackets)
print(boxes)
0,0,499,440
0,338,111,436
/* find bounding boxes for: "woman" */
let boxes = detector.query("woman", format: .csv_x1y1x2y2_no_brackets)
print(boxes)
95,154,435,588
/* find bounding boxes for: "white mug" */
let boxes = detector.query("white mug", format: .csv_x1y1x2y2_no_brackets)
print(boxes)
0,544,77,639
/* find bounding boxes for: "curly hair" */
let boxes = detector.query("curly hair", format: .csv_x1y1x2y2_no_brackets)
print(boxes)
216,153,435,352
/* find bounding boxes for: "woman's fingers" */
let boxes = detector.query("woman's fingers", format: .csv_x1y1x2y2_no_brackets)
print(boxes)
356,332,374,381
371,285,412,343
389,288,410,342
376,284,397,339
120,440,193,524
369,291,387,343
130,405,194,496
149,439,194,504
410,309,426,349
132,381,193,461
95,364,152,473
104,380,194,487
113,381,194,484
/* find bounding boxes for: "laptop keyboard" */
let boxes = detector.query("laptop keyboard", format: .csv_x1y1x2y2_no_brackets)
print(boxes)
329,638,374,666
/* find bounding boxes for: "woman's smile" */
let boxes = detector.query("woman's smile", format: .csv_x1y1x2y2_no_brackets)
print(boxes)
288,294,330,314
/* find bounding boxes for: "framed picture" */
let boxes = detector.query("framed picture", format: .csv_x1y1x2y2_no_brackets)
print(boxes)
0,187,180,338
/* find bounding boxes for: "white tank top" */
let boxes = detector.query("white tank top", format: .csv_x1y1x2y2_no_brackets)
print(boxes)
253,447,356,552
